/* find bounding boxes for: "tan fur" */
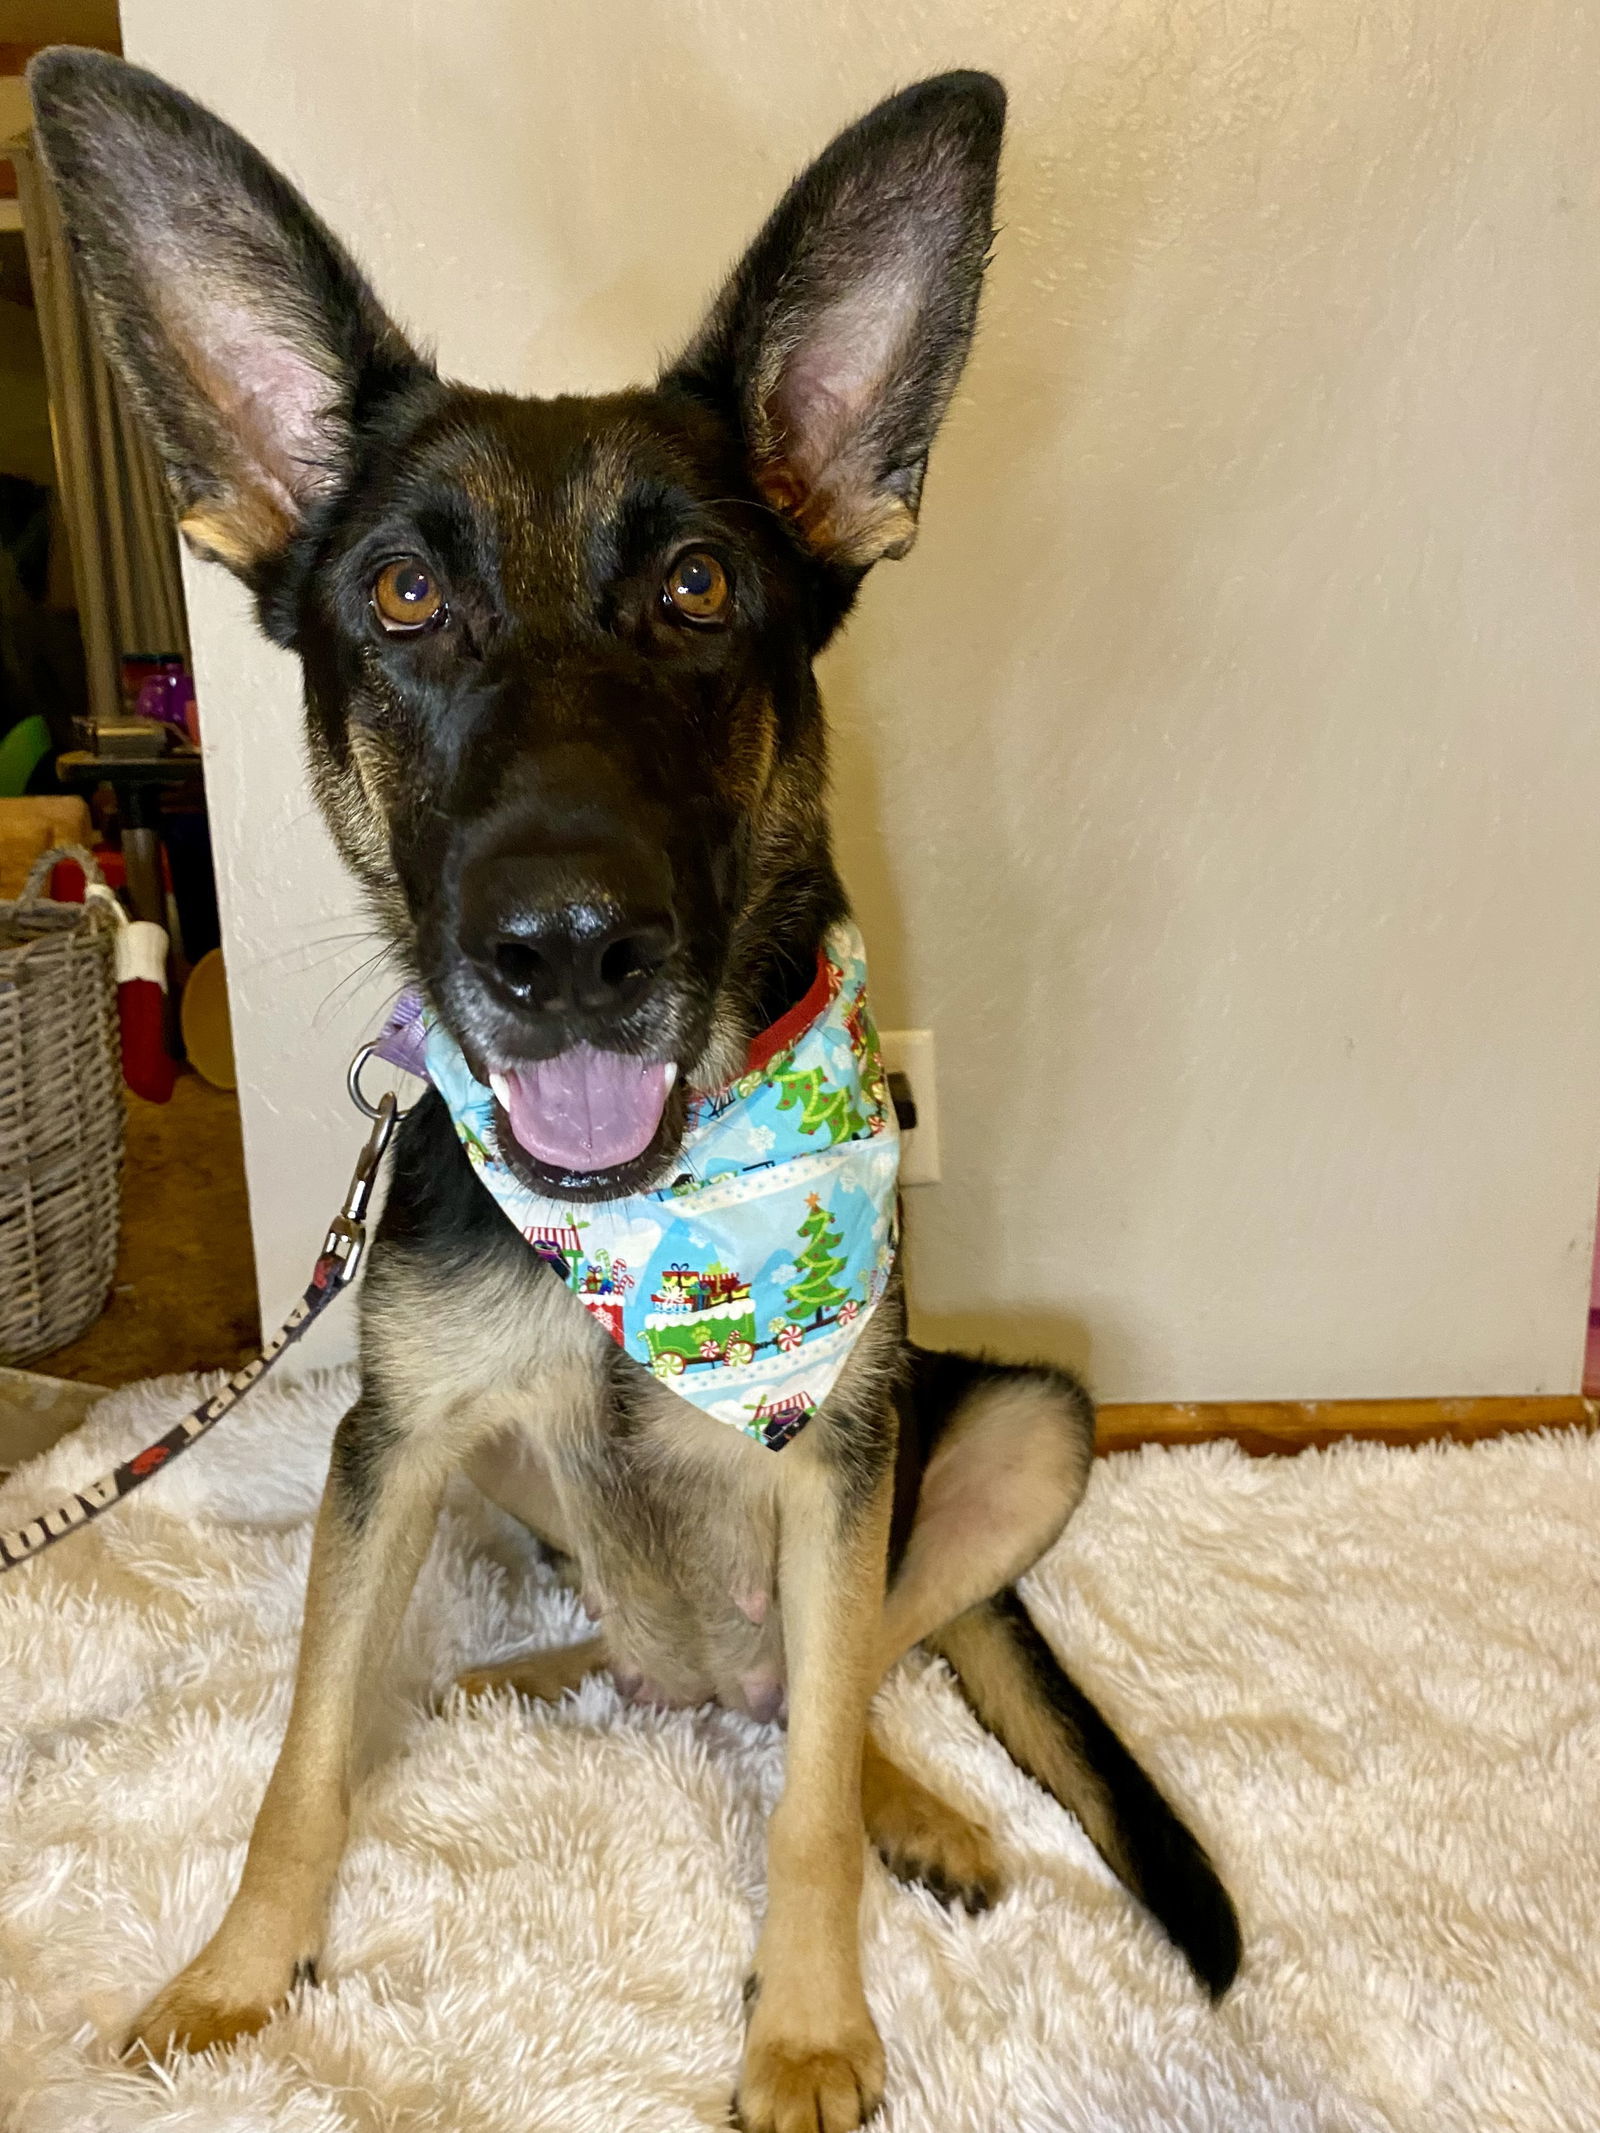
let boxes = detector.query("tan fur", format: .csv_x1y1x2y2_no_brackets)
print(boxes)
178,496,293,572
724,687,780,817
861,1730,1001,1910
877,1373,1092,1675
126,1427,451,2058
123,1235,1090,2106
447,1629,1000,1914
455,1637,608,1706
306,734,413,949
119,1145,1102,2133
738,1435,893,2133
756,457,919,568
929,1602,1123,1872
345,727,401,865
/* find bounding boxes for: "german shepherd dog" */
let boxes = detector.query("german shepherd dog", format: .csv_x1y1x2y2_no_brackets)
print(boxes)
31,51,1240,2131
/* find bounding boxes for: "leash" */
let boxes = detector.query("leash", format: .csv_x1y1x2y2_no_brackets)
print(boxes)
0,1079,403,1576
0,938,897,1566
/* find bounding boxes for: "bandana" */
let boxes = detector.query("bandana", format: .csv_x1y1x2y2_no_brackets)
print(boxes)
413,923,900,1450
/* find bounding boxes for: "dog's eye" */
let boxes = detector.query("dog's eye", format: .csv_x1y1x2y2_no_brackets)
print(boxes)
372,557,445,634
662,549,731,625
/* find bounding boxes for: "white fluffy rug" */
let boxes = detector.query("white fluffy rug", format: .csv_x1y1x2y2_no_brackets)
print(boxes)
3,1370,1599,2132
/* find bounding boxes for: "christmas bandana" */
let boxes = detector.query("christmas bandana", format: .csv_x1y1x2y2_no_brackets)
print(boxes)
421,923,900,1449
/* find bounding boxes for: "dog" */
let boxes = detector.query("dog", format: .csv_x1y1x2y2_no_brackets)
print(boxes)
29,50,1240,2132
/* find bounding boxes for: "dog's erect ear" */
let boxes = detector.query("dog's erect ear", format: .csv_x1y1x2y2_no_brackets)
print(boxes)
26,48,425,577
666,73,1004,571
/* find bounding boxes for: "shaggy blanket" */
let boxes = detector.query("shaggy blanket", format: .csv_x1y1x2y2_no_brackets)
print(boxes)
2,1369,1598,2132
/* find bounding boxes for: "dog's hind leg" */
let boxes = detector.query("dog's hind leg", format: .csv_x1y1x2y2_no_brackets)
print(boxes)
875,1348,1241,1998
861,1728,1001,1911
857,1352,1090,1913
451,1430,615,1707
876,1349,1096,1677
123,1391,453,2060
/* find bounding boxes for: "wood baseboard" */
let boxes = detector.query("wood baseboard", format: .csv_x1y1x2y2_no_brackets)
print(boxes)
1095,1394,1596,1457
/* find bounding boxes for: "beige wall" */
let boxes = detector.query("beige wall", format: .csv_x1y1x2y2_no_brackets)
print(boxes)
120,0,1600,1398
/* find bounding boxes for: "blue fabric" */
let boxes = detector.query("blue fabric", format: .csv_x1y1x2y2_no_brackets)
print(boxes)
422,923,900,1449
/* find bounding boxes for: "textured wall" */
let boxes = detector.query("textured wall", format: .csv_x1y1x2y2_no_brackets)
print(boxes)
120,0,1600,1397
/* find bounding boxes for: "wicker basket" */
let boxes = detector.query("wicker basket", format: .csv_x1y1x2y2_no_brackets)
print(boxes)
0,844,124,1363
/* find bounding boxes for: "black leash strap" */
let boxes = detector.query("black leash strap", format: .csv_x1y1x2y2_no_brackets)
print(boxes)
0,1093,398,1576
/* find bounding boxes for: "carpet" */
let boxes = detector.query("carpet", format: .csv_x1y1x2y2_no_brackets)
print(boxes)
2,1368,1598,2132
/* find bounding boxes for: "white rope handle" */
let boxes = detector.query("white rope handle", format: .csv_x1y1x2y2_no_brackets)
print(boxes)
18,842,109,905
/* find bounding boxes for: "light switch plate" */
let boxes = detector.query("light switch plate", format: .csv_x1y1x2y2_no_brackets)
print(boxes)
880,1028,940,1185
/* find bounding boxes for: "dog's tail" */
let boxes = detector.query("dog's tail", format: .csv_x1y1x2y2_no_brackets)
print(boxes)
926,1582,1242,1998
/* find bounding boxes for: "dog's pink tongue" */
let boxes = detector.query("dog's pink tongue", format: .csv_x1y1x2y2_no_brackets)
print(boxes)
498,1048,672,1173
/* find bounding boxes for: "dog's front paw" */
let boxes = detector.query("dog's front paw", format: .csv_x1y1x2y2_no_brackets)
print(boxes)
123,1945,312,2062
737,2008,885,2133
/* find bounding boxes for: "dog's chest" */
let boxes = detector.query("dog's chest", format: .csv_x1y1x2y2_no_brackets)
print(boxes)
474,1338,790,1718
577,1378,789,1716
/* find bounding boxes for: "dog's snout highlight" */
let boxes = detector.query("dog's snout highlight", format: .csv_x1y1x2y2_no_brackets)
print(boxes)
484,908,676,1017
457,850,678,1025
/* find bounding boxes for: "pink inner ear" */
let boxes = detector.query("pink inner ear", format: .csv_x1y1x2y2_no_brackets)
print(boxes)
163,275,341,524
774,268,922,486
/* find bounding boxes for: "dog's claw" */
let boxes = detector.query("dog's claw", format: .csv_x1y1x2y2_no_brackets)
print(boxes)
868,1792,1002,1914
736,2026,885,2133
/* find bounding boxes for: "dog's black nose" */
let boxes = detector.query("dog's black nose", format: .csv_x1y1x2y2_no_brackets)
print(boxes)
482,911,676,1016
457,851,678,1019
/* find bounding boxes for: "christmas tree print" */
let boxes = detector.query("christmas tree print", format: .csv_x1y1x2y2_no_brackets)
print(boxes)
773,1060,866,1146
784,1193,850,1324
459,1117,495,1169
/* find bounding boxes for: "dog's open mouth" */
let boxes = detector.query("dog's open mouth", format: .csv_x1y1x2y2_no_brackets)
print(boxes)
487,1047,680,1195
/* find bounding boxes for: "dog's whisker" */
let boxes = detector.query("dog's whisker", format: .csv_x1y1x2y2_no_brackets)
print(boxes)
312,942,409,1026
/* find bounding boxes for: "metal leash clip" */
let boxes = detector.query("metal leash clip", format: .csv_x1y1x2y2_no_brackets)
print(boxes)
326,1031,424,1287
320,1090,399,1290
322,1035,422,1289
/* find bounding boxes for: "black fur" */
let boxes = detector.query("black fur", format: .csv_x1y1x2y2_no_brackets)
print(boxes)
939,1588,1243,1998
325,1396,405,1533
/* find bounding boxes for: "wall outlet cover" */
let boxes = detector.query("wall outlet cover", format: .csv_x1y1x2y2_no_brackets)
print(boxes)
880,1028,940,1185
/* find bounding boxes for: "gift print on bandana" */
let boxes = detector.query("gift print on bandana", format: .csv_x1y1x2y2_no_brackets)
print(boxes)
423,923,900,1449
